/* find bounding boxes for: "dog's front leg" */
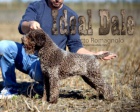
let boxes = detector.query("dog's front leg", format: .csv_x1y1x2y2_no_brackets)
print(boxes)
42,78,47,101
42,74,50,102
49,75,59,104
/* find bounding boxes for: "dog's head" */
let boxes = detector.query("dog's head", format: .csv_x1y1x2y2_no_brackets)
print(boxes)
22,29,46,54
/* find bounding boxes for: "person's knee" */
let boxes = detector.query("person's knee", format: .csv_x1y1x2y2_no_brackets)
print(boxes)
0,40,17,56
0,40,12,54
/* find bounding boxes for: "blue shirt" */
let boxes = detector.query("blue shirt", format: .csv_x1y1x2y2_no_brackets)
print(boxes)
18,0,83,53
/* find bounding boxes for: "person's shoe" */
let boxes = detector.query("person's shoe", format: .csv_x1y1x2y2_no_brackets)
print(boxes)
0,87,19,99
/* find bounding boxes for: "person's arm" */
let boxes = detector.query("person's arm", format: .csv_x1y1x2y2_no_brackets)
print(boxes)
66,13,117,60
77,48,95,55
21,21,41,34
18,1,41,34
77,48,117,60
66,22,117,60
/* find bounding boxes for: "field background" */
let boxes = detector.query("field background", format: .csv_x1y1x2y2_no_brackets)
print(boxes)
0,1,140,112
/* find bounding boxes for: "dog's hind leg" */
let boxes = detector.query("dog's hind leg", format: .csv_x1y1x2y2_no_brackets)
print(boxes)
81,74,114,101
91,69,114,101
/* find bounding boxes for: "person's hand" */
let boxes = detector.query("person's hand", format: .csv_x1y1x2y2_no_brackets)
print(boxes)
29,21,41,30
95,51,117,60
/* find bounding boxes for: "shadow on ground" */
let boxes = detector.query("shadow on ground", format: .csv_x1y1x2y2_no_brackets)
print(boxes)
0,81,95,100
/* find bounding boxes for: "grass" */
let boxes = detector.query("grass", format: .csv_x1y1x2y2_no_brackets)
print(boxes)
0,2,140,112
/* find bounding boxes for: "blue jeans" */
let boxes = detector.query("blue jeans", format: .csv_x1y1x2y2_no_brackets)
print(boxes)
0,40,43,88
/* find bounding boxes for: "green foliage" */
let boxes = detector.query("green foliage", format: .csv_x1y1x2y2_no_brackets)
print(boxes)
34,94,40,99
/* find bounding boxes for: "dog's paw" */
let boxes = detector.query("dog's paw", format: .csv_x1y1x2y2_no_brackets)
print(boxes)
103,85,115,102
104,90,115,102
104,94,115,102
49,97,58,104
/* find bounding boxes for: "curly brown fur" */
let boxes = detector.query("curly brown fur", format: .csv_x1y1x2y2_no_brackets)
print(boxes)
21,30,46,54
22,29,114,104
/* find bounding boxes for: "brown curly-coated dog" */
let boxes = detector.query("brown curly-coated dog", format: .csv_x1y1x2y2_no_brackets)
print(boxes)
22,29,114,103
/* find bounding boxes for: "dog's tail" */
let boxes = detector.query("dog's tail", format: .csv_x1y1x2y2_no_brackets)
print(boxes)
95,52,111,59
